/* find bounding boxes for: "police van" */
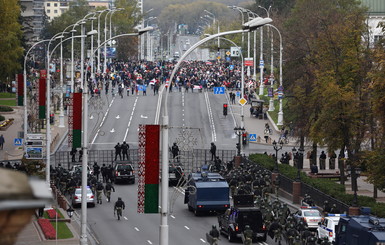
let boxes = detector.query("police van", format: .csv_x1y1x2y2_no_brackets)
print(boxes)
317,214,346,242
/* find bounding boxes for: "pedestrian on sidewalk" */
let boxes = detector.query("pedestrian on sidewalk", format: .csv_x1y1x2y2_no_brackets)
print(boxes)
0,134,4,150
320,151,326,170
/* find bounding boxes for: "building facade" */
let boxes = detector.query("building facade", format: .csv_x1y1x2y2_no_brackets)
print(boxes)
360,0,385,44
20,0,46,44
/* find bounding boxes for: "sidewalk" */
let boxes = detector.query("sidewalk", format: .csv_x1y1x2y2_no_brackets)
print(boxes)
0,106,79,245
241,102,385,203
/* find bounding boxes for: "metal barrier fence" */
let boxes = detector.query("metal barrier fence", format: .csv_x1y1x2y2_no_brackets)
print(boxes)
301,182,349,213
279,174,294,194
54,149,237,173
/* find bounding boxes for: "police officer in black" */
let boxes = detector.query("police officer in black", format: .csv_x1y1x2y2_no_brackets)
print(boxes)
70,148,77,162
171,142,180,162
104,181,115,202
114,197,125,220
121,141,129,160
114,142,122,161
93,162,100,180
210,142,216,161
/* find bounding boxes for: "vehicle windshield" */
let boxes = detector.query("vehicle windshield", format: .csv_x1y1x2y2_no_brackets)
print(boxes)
75,188,92,195
117,165,132,171
304,210,321,217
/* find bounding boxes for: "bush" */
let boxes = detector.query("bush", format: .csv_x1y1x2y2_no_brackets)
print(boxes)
46,209,62,219
0,115,4,121
0,105,13,112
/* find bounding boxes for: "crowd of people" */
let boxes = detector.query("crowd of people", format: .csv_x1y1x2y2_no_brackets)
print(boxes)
73,60,268,103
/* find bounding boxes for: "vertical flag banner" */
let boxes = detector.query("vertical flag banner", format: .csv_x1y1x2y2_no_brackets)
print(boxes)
144,124,160,213
72,93,82,148
17,74,23,106
137,124,160,213
38,78,46,119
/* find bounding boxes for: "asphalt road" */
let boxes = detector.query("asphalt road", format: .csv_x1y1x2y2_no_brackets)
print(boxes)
65,86,295,245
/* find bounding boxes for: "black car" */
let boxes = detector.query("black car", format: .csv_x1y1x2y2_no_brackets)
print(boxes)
169,164,185,186
114,161,135,184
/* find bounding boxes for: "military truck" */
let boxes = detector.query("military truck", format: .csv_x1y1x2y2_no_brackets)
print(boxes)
184,172,230,216
217,195,267,242
335,215,385,245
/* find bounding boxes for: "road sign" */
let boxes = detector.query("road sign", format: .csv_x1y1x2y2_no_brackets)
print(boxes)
230,47,241,57
14,138,23,146
249,134,257,142
259,59,264,66
213,87,225,94
236,91,241,97
226,51,231,56
27,134,44,140
229,65,234,70
239,98,247,106
26,147,44,159
244,58,254,66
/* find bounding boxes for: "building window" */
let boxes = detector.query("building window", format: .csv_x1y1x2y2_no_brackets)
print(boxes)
54,10,58,14
374,35,383,44
54,3,58,7
47,9,51,13
47,3,50,7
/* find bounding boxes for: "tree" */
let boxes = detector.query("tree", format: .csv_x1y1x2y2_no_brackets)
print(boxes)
284,0,370,166
0,0,24,87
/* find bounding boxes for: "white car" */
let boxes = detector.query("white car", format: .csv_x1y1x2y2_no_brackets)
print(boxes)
71,186,95,208
69,165,93,176
293,206,323,229
317,214,346,242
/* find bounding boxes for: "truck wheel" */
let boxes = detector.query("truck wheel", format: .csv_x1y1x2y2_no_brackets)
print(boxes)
260,233,267,242
227,229,235,242
194,209,200,216
188,205,193,211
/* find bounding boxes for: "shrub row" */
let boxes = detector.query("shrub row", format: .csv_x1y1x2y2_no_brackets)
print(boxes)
0,105,13,112
248,153,385,217
46,209,62,219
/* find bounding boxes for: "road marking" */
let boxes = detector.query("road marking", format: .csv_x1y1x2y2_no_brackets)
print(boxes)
204,91,217,142
134,227,140,231
123,216,128,220
110,128,115,133
170,215,175,219
200,238,206,243
141,115,148,118
147,240,152,244
184,226,190,230
123,96,138,141
91,96,115,144
116,115,120,119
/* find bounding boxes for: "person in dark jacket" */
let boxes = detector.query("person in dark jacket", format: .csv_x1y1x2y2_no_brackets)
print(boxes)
114,142,122,161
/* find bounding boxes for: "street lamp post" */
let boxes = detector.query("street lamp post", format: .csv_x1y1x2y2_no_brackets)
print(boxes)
23,39,51,153
347,166,361,207
272,140,283,172
97,9,110,73
46,33,65,186
204,10,219,49
266,24,283,125
165,17,272,245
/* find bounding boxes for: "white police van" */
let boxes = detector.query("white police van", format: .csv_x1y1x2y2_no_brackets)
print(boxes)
317,214,346,242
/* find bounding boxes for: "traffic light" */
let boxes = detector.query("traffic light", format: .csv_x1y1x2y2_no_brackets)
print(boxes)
223,103,228,116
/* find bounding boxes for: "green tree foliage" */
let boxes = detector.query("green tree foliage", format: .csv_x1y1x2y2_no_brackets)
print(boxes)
254,0,295,15
113,0,141,60
0,0,24,84
284,0,370,161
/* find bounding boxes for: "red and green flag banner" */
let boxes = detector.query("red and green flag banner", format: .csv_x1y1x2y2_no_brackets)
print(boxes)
72,93,82,148
40,70,47,78
38,78,46,119
138,124,160,213
17,74,23,106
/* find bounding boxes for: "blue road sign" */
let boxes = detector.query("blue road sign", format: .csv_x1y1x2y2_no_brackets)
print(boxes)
14,138,23,146
229,65,234,70
236,91,241,97
249,134,257,142
213,87,225,94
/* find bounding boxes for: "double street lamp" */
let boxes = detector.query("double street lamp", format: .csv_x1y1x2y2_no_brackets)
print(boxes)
292,146,304,181
347,166,361,207
272,139,283,172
